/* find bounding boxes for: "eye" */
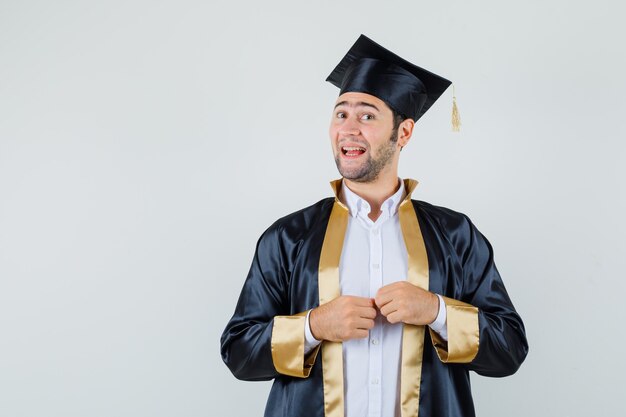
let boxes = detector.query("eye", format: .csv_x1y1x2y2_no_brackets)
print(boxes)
361,114,374,120
335,111,346,119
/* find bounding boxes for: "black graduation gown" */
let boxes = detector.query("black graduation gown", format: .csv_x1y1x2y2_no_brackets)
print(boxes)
221,179,528,417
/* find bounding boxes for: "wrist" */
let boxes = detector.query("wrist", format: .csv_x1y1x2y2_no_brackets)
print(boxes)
428,292,440,324
309,307,324,341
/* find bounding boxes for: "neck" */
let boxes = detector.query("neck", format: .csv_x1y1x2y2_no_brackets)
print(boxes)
343,174,401,221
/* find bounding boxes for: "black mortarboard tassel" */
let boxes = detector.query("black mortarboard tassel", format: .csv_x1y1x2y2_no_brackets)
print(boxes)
326,34,453,125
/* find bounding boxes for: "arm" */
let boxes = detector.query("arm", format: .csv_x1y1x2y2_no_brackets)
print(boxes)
220,226,321,381
429,216,528,377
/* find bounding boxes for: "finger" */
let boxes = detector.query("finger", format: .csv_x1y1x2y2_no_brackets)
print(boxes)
355,317,375,330
352,329,369,339
352,296,375,307
358,306,377,319
375,286,390,299
379,303,397,317
377,281,404,294
374,292,393,309
343,295,373,307
386,311,402,324
375,284,403,305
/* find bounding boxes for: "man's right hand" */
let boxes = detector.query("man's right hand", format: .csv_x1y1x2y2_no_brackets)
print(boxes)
309,296,377,342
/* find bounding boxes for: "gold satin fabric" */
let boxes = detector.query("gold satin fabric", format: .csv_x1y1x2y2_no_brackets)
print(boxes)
271,310,321,378
321,178,471,417
429,296,479,363
397,178,429,417
318,179,349,417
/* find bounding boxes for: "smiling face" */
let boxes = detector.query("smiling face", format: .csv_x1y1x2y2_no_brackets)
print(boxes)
329,92,402,183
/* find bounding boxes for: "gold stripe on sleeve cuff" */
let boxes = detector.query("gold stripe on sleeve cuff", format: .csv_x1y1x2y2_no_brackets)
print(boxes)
271,311,320,378
429,296,479,363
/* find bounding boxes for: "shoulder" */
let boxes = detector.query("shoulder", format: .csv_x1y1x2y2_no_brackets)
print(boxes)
259,197,335,243
411,199,491,256
411,199,473,232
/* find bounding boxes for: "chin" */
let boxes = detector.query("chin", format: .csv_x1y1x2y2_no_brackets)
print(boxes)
338,169,378,183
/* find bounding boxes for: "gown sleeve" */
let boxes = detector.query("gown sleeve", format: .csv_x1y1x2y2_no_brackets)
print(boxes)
220,225,321,381
429,215,529,377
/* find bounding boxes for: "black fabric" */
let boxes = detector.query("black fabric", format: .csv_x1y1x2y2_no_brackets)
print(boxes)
326,35,452,122
221,198,528,417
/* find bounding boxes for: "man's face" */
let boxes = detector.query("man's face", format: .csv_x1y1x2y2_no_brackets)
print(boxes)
329,92,399,183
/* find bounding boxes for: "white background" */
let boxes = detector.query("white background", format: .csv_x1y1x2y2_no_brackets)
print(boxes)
1,0,625,416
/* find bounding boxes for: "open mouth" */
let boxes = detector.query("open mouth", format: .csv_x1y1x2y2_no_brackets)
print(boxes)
341,146,367,157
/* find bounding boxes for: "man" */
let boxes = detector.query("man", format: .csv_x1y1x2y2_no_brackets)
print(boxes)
221,35,528,417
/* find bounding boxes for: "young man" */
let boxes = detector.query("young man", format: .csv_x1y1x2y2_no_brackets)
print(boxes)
221,35,528,417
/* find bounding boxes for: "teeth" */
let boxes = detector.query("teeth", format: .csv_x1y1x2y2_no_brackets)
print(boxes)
343,146,366,151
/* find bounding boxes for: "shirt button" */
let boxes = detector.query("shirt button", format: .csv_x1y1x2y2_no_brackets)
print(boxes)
372,228,379,235
371,378,379,385
371,338,379,345
372,263,380,269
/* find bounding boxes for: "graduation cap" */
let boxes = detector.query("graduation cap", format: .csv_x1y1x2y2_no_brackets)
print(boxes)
326,34,460,130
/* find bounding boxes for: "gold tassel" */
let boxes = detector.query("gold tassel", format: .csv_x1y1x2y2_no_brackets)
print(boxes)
451,84,461,132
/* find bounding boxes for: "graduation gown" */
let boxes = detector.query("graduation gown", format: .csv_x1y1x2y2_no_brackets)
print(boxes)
220,179,528,417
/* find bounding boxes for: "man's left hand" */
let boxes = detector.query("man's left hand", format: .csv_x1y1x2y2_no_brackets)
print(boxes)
374,282,439,326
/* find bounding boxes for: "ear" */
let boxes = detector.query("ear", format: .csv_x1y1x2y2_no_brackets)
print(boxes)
397,119,415,148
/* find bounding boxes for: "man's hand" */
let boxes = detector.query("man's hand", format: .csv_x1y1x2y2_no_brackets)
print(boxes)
374,282,439,326
309,296,377,342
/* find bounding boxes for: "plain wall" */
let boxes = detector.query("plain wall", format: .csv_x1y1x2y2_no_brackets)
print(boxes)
1,0,625,416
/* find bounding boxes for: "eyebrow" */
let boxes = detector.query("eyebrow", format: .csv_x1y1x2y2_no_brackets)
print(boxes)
334,100,380,112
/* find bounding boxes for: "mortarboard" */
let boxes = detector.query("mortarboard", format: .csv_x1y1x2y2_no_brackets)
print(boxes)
326,34,460,130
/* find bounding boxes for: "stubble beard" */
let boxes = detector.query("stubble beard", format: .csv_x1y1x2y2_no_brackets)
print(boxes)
334,130,398,184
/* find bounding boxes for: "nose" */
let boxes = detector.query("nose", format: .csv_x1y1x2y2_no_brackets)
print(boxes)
338,115,360,137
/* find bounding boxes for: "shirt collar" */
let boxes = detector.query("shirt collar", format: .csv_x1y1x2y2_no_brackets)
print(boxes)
340,178,406,218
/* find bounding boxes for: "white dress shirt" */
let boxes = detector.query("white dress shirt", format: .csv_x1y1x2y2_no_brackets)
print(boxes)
304,178,447,417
